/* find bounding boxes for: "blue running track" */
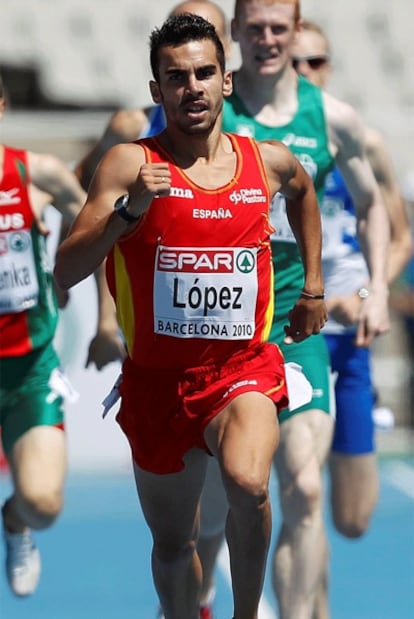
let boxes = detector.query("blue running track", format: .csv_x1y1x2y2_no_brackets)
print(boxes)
1,456,413,619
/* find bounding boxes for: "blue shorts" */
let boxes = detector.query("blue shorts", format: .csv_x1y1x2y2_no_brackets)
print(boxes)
325,333,375,455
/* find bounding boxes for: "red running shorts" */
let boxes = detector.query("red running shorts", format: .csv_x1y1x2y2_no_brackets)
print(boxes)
116,342,288,474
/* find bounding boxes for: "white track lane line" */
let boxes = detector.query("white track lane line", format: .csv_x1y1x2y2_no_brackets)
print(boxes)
382,460,414,499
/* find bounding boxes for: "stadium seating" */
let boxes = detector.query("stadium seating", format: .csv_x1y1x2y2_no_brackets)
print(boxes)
0,0,412,177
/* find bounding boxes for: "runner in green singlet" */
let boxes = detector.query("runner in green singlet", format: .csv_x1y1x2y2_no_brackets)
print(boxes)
223,74,333,422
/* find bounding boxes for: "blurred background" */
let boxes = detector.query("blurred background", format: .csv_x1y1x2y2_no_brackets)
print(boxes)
0,0,412,469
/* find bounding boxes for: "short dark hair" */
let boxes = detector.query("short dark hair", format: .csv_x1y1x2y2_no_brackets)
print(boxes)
149,13,225,82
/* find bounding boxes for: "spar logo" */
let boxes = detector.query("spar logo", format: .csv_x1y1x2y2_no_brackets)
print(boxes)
158,248,234,273
236,250,255,273
157,248,256,273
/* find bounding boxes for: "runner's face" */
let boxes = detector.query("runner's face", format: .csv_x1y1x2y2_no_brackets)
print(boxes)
232,1,297,77
291,29,331,88
151,39,232,135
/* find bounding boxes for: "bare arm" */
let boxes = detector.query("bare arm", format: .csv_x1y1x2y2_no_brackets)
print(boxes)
28,150,126,367
325,129,412,329
74,108,151,191
365,127,412,283
325,94,391,344
54,141,170,289
28,151,86,222
85,262,127,369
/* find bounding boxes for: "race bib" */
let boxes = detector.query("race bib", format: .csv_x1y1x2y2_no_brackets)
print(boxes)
321,198,357,260
0,229,39,314
153,246,258,340
269,152,317,244
269,193,296,243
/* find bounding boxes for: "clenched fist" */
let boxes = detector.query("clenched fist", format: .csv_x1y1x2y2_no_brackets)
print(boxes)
128,163,171,217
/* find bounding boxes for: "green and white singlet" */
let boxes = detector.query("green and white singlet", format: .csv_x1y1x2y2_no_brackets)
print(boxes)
223,76,335,419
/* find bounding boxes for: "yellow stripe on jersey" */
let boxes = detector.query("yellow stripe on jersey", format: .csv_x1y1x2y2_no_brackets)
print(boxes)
113,245,135,355
263,253,274,343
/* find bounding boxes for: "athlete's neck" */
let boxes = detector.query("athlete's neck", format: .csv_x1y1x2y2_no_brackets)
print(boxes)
233,66,300,128
157,130,237,190
159,123,229,167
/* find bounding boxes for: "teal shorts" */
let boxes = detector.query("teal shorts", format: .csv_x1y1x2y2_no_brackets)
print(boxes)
270,268,332,423
0,342,65,454
276,333,332,423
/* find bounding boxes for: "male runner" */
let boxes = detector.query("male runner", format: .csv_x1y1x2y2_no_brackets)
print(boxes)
54,13,327,619
0,75,83,597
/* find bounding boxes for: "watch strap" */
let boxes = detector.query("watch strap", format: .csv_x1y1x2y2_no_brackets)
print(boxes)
114,194,139,223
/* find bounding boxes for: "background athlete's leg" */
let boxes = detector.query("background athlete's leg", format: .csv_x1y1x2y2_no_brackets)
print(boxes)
272,336,333,619
1,345,67,597
205,391,280,619
327,334,378,539
134,449,208,619
3,426,66,532
198,457,228,608
273,410,333,619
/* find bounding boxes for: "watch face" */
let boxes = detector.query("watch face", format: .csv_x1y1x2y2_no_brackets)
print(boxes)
114,194,138,223
358,287,370,299
115,194,129,210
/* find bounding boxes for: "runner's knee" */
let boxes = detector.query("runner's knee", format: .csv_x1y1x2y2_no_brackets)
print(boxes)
282,465,323,524
19,487,63,529
154,537,197,564
224,468,269,515
332,510,370,539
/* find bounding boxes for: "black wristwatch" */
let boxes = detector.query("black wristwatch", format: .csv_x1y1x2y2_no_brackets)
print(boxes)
114,194,140,223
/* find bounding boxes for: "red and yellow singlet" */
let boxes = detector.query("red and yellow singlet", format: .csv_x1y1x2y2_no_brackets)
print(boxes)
106,134,275,369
